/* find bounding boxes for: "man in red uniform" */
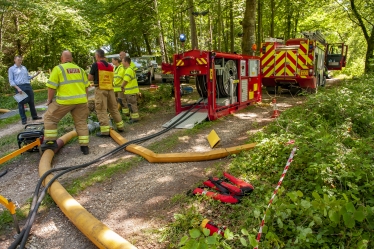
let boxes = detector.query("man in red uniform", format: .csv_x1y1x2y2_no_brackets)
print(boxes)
88,49,124,136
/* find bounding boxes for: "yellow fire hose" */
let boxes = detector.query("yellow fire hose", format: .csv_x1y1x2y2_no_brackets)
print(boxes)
37,128,255,248
109,130,257,163
39,130,136,249
0,109,11,113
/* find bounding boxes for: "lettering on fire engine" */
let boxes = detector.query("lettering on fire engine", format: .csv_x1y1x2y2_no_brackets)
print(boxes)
66,68,81,74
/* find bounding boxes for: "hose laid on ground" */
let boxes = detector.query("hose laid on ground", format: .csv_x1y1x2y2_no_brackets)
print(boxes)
0,109,11,113
110,130,256,163
39,133,136,249
9,99,204,249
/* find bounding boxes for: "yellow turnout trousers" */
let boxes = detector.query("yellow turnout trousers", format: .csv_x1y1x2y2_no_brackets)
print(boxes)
95,88,124,134
44,102,89,145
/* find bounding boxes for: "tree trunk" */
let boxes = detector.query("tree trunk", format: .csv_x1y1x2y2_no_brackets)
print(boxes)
242,0,256,55
286,14,292,40
270,0,275,37
208,10,212,50
187,0,198,49
229,0,234,52
224,16,229,52
143,32,152,55
133,38,141,56
293,11,299,38
0,10,5,52
173,14,178,54
256,0,262,53
217,0,222,51
154,0,168,62
350,0,374,73
365,32,374,73
14,15,22,55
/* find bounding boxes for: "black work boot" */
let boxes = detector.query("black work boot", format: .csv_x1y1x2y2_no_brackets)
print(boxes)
96,132,110,137
80,146,89,155
41,140,58,151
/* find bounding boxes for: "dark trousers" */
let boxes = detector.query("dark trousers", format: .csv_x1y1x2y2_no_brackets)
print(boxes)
15,84,38,122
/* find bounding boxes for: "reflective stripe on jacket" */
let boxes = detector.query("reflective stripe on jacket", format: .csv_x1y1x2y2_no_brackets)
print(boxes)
113,64,125,92
47,63,89,105
123,66,139,95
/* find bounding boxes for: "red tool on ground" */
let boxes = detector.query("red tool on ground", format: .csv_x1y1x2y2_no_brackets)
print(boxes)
192,172,254,204
200,219,226,236
192,188,240,204
223,172,254,194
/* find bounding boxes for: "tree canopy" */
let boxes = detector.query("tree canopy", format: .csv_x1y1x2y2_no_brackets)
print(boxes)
0,0,372,92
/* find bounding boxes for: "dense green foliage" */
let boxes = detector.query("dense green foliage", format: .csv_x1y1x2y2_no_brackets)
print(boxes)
0,0,372,94
164,75,374,248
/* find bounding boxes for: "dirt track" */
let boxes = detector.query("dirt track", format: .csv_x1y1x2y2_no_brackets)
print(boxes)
0,84,311,248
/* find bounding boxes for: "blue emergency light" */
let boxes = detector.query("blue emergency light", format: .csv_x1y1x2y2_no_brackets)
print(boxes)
179,34,186,43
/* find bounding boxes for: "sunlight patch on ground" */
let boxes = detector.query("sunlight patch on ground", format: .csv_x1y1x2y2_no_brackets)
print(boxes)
104,155,134,165
278,102,293,108
178,136,190,143
137,128,161,136
34,220,59,238
232,112,258,120
99,143,115,148
191,145,210,152
145,196,168,206
156,175,173,183
247,128,264,135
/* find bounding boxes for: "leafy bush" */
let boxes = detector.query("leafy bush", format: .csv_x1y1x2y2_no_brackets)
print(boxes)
164,75,374,248
138,84,173,113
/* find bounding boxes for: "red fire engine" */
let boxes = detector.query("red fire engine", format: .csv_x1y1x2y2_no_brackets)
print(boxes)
162,49,262,128
260,31,348,93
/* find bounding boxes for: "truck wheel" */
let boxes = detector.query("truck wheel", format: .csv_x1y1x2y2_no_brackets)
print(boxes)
162,78,166,83
289,87,301,95
266,86,276,94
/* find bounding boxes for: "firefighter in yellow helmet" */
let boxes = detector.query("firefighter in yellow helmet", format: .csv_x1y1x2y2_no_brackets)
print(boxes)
88,49,124,136
41,50,90,155
121,56,140,123
112,57,126,114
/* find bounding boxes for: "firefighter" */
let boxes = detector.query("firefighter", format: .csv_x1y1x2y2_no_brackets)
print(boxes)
41,50,90,155
112,57,126,114
121,56,140,123
88,49,124,136
119,51,138,71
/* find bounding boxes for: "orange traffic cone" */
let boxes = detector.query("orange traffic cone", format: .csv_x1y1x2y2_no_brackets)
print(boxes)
271,98,280,118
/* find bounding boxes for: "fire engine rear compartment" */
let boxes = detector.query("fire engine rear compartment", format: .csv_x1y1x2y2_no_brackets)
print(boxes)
261,32,346,93
162,50,262,129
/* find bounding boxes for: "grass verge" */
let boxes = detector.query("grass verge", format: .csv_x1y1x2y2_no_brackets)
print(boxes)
161,75,374,248
0,91,47,110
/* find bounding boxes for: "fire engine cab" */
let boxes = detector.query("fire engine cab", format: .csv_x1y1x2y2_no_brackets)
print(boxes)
260,31,348,93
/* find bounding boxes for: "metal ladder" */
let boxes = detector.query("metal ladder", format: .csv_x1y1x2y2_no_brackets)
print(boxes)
301,31,326,45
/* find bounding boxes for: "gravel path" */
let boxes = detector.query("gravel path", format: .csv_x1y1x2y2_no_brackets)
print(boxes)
0,87,308,248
